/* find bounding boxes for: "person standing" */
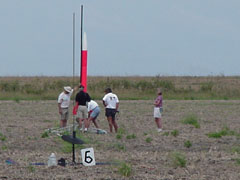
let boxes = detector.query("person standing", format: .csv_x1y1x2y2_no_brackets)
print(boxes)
58,86,76,127
75,85,91,132
102,88,119,133
86,100,100,129
154,88,163,132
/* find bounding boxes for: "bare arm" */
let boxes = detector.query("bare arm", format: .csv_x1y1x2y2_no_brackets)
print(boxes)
154,99,160,106
88,111,93,118
116,103,119,111
103,100,107,107
58,103,62,114
73,86,79,92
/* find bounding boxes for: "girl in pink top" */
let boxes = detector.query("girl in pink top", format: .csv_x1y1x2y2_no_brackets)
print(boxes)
154,88,163,132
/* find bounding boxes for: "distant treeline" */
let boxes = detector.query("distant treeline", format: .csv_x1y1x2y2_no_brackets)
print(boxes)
0,76,240,100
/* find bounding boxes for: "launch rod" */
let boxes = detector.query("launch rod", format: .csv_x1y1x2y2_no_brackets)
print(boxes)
73,13,75,87
80,5,83,84
72,12,76,164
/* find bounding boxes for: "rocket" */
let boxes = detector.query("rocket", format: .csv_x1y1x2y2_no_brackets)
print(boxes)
80,32,88,92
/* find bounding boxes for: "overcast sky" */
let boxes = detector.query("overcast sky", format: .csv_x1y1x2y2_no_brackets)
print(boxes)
1,0,240,76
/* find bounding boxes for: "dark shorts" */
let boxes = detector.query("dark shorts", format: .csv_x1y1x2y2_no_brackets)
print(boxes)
105,108,117,120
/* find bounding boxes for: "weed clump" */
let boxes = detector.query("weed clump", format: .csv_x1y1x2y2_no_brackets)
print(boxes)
116,134,122,139
2,145,7,150
207,126,236,138
116,127,126,139
117,127,126,135
118,162,132,177
113,143,126,151
169,152,187,168
232,146,240,154
235,158,240,165
162,132,169,136
0,132,6,141
27,165,36,173
184,140,192,148
181,114,200,128
41,131,49,138
145,137,152,143
126,134,136,139
171,130,179,137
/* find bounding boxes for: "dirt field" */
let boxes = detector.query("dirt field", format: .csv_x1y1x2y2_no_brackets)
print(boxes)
1,100,240,180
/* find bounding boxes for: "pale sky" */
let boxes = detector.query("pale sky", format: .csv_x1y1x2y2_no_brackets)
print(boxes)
0,0,240,76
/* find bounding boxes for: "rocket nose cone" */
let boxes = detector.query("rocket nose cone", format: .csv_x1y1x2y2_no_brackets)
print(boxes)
83,32,87,50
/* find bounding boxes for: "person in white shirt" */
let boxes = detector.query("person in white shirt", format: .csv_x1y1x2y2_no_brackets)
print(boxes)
102,88,119,133
58,86,78,127
85,100,100,130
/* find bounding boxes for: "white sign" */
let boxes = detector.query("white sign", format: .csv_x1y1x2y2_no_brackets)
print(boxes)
81,148,96,166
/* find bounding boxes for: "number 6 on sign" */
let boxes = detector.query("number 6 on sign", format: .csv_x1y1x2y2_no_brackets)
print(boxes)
81,148,96,166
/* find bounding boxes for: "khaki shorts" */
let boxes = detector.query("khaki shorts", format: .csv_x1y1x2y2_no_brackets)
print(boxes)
77,105,88,119
61,108,69,120
154,107,162,118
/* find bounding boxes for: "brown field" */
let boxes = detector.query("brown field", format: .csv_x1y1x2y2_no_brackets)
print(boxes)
1,99,240,179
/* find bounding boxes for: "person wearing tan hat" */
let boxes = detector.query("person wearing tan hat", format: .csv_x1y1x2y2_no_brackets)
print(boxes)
154,88,163,132
58,86,78,127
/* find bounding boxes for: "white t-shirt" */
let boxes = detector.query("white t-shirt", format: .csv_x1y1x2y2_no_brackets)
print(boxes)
58,90,73,108
102,92,119,109
87,100,98,112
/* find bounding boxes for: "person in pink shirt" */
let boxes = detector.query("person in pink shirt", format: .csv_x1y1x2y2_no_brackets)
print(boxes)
154,88,163,132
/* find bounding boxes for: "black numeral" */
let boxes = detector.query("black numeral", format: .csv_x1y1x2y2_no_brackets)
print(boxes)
85,151,93,163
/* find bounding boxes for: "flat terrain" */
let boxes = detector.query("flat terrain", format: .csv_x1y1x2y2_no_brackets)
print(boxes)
1,100,240,180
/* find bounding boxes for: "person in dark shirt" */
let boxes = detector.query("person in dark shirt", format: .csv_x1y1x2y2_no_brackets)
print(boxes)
75,85,91,132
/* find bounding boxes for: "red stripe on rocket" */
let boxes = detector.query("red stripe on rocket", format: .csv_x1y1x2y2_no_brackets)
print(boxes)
81,32,88,92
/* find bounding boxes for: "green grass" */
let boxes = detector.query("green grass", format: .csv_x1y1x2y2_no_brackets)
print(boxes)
181,114,200,128
235,158,240,165
61,140,84,153
232,146,240,154
1,76,240,100
184,140,192,148
126,134,136,139
13,96,21,103
117,127,126,135
27,165,36,173
116,127,126,139
118,162,132,177
113,143,126,151
162,132,169,136
207,127,236,138
116,134,122,139
207,132,223,138
2,145,8,150
0,132,6,141
41,131,49,138
0,136,7,141
59,132,90,153
169,152,187,168
145,137,152,143
171,130,179,137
